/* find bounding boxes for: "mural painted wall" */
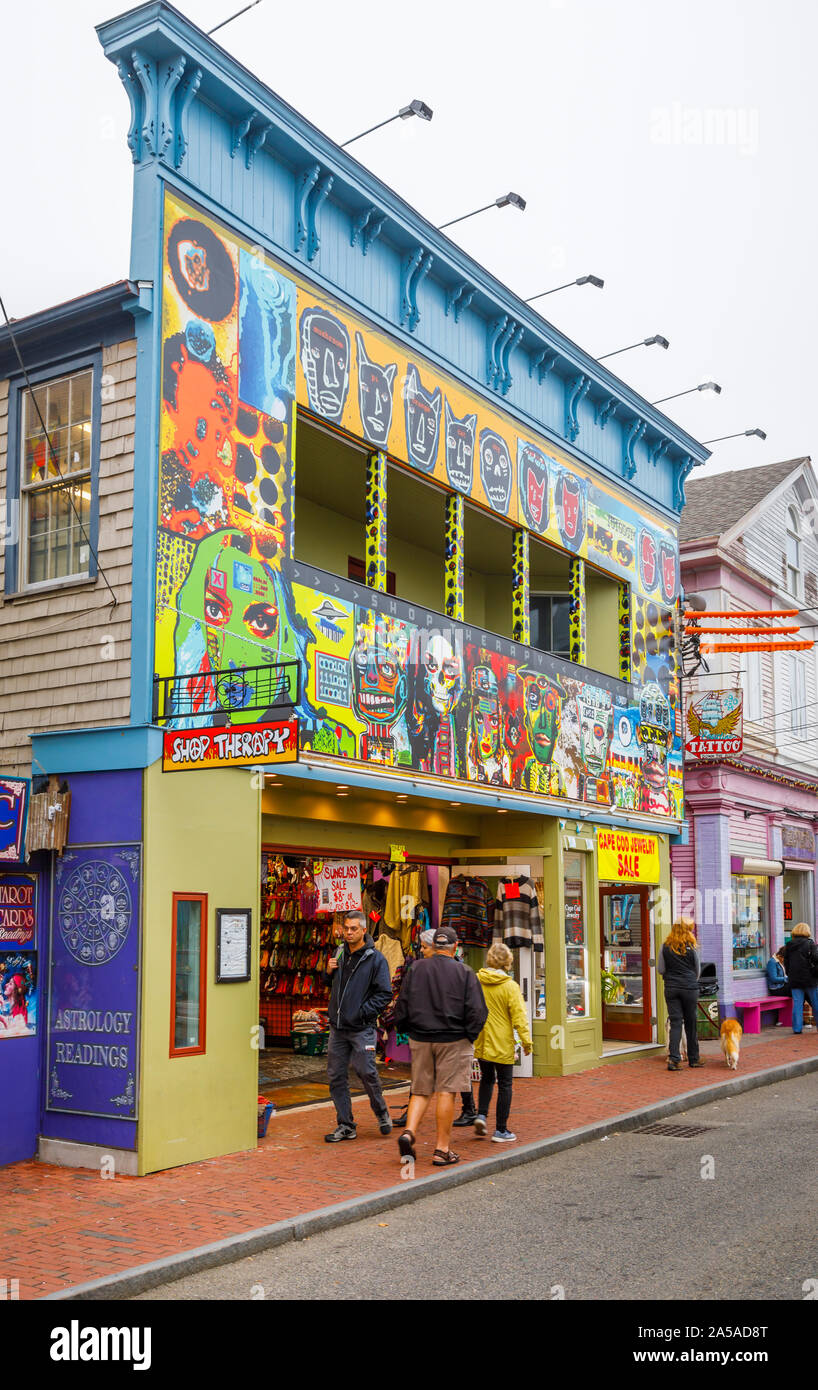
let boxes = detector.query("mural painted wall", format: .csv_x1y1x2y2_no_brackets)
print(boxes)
156,190,682,822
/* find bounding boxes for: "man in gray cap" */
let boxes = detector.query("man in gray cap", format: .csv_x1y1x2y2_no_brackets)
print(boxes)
393,924,487,1166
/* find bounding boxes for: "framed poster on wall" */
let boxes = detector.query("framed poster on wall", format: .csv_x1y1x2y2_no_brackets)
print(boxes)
216,909,252,983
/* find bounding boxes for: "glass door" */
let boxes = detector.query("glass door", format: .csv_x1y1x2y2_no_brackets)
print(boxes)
599,886,651,1042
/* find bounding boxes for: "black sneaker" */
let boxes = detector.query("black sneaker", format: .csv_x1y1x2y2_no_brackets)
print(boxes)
324,1125,356,1143
452,1111,477,1127
378,1114,393,1135
667,1061,681,1071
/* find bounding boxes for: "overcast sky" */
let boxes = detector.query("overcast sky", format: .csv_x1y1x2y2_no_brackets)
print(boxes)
2,0,814,480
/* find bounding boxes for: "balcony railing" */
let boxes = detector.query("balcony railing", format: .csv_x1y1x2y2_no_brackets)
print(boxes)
152,662,301,726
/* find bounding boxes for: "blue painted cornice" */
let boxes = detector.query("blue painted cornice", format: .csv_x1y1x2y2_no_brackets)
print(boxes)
97,2,710,510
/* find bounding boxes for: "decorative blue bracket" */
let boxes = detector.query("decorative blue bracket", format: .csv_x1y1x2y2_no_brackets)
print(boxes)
400,247,432,332
595,395,618,428
486,316,509,390
351,207,386,255
623,417,647,480
445,282,476,322
674,454,696,510
529,348,558,384
294,163,320,256
650,438,669,469
566,373,591,442
246,119,271,169
307,172,333,261
231,112,254,159
499,322,524,396
119,49,199,168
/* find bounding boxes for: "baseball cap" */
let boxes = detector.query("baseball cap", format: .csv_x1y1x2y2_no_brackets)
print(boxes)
432,925,458,947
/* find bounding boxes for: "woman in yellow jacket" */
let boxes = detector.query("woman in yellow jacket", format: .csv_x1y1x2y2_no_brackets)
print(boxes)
474,942,532,1143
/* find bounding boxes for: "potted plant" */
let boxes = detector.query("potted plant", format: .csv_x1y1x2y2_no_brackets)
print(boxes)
601,968,625,1004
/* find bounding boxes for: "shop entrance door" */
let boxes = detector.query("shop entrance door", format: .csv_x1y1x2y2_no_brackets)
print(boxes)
599,886,652,1042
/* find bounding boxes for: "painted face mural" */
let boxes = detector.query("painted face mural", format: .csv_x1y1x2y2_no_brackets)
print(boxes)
639,528,659,593
403,366,442,473
576,693,613,779
167,218,237,321
424,634,462,715
518,441,550,533
520,671,563,764
555,471,586,552
479,430,512,515
444,401,477,493
637,681,671,796
299,308,350,422
659,540,677,605
467,665,510,785
355,333,397,448
351,614,408,728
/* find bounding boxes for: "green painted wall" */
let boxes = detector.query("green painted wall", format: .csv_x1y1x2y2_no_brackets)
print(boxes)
139,761,261,1174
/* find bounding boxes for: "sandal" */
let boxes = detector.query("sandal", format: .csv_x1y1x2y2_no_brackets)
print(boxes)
398,1130,416,1160
432,1148,460,1166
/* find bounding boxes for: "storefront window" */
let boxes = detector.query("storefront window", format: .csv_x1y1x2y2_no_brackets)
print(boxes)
564,851,588,1017
171,893,207,1055
782,867,814,941
730,875,768,973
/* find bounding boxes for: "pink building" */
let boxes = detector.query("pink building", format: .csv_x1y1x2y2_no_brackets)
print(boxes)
674,457,818,1017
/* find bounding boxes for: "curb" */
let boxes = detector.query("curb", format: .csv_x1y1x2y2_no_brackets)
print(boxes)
46,1053,818,1301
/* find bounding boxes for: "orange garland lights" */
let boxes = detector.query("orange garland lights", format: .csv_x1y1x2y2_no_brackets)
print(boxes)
683,608,813,656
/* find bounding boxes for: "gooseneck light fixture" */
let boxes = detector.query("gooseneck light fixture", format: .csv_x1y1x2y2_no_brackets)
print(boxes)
525,275,604,302
652,382,722,405
598,335,670,361
702,428,767,444
208,0,265,35
342,99,433,148
438,192,526,231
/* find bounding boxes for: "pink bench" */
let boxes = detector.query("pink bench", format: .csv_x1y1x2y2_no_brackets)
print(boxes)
734,996,793,1034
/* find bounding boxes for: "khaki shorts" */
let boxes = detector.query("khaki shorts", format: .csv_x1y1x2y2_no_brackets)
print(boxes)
409,1038,473,1095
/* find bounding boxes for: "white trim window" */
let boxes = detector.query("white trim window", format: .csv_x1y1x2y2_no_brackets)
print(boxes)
530,592,570,658
786,506,802,599
789,653,807,738
742,647,764,723
20,368,93,586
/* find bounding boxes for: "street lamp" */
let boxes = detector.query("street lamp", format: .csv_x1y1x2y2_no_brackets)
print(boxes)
652,382,722,405
438,192,526,231
525,275,604,303
342,100,433,148
701,428,767,444
208,0,264,35
598,335,669,361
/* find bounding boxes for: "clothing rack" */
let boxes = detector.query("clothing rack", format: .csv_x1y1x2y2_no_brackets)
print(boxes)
449,863,532,879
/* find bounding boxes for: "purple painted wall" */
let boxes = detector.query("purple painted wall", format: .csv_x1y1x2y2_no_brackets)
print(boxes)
39,767,142,1154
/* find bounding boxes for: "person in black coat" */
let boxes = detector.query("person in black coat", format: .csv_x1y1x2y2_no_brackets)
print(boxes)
324,911,393,1143
783,923,818,1034
658,917,705,1071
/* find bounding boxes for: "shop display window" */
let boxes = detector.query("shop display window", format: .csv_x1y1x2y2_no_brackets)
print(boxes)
564,851,589,1018
730,874,768,972
170,893,207,1055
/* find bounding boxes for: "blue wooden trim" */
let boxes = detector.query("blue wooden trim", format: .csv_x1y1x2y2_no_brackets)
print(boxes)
31,725,164,774
4,349,102,597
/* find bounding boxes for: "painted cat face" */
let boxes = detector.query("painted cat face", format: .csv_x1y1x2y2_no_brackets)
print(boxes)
403,366,441,473
479,430,512,514
299,308,350,422
518,441,550,532
444,401,476,493
556,471,586,552
639,528,658,593
356,333,396,448
577,695,613,777
659,541,677,604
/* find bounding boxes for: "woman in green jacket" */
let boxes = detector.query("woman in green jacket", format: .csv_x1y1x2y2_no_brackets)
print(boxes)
474,942,532,1143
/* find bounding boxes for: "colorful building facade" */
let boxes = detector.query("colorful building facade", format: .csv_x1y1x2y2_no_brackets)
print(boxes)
0,2,709,1172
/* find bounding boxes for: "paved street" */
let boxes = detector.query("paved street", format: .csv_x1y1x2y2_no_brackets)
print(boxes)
136,1072,818,1301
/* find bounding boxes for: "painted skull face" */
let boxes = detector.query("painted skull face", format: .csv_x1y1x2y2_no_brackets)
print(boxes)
576,695,613,777
300,309,350,422
521,672,563,764
356,333,396,447
518,442,550,533
638,682,671,787
351,618,407,726
479,430,512,514
470,666,501,763
444,401,476,493
423,634,462,715
403,366,441,473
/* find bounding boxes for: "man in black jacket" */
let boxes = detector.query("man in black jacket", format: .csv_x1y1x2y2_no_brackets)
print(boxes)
324,910,393,1142
393,924,488,1166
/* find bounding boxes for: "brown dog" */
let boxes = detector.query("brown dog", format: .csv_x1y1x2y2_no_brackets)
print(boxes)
720,1018,742,1070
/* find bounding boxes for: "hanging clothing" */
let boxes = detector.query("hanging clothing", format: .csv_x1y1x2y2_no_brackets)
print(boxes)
495,876,544,953
441,874,494,948
384,865,428,953
375,933,405,981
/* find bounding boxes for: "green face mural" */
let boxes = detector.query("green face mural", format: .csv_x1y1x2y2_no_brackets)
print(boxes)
520,670,564,764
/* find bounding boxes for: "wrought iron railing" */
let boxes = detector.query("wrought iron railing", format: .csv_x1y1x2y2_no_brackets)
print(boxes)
152,661,301,725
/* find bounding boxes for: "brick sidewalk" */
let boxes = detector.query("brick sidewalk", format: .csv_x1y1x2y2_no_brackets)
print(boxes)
6,1029,818,1298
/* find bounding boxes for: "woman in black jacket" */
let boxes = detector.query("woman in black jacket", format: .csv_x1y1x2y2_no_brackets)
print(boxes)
658,917,705,1071
783,923,818,1034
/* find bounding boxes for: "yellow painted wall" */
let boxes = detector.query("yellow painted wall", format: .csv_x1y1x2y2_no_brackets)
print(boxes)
139,760,261,1174
586,568,621,679
295,495,362,578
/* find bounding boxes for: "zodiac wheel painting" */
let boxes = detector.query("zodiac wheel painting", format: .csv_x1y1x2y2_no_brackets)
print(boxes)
58,861,133,966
